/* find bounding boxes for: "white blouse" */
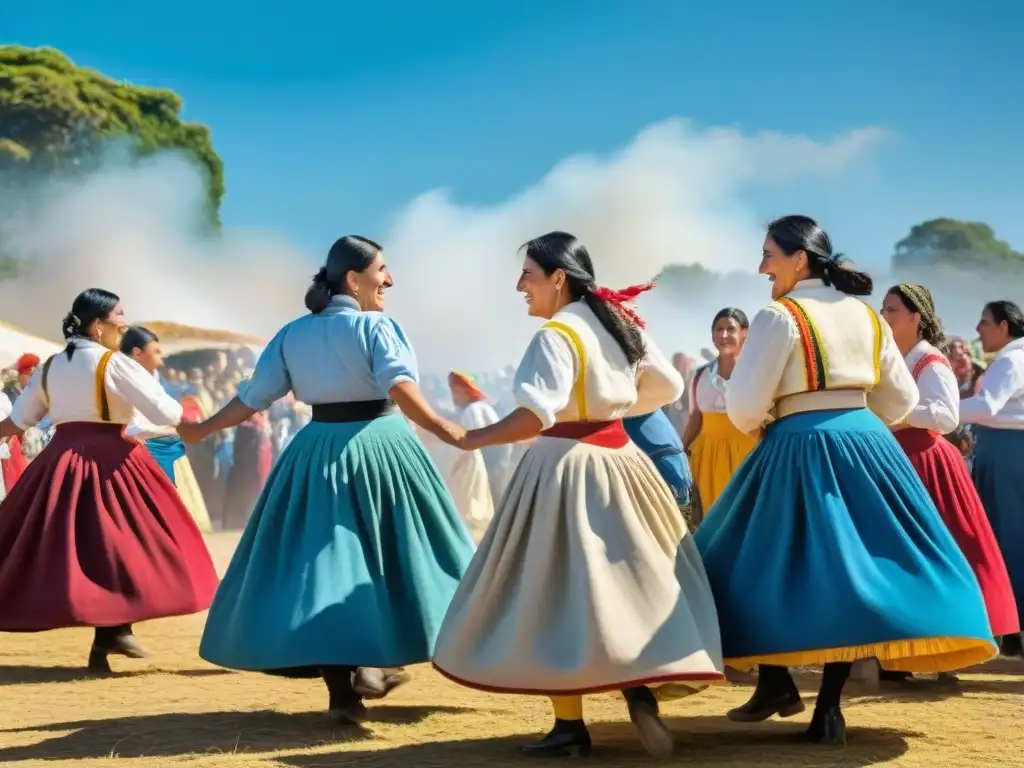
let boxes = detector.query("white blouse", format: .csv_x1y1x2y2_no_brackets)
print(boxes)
11,339,183,430
514,300,684,430
960,337,1024,430
903,340,959,434
727,280,917,434
691,360,728,414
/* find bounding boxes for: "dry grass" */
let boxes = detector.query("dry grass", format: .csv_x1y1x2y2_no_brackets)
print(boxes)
1,533,1023,767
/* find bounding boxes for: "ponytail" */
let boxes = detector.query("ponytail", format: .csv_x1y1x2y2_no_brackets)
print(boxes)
304,267,333,314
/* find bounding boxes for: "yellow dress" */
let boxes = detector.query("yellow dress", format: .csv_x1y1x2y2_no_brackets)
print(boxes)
689,362,759,514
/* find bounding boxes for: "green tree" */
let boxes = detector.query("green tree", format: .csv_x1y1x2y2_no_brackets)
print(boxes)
892,218,1023,270
0,45,223,226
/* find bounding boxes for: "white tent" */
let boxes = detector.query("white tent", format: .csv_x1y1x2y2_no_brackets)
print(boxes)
0,320,62,368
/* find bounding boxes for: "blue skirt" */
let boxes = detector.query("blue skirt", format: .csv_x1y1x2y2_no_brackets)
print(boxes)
972,426,1024,628
693,408,995,673
199,413,476,671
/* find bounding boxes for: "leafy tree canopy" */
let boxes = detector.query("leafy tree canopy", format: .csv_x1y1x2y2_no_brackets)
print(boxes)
0,45,223,226
893,218,1023,270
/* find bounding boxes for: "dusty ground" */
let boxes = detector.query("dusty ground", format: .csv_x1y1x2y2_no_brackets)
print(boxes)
1,532,1022,767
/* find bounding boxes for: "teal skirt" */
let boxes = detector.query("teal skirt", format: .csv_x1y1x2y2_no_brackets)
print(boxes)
199,413,476,671
693,408,995,673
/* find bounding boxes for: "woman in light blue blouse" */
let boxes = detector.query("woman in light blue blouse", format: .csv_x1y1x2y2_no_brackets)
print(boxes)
178,235,476,724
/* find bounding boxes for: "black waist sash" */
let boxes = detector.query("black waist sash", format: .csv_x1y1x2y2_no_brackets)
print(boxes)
311,399,398,423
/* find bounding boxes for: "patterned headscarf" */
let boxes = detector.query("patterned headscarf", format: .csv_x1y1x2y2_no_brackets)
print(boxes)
896,283,945,347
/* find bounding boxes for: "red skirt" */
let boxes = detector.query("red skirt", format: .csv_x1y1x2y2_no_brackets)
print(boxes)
0,422,219,631
896,427,1019,636
1,434,28,490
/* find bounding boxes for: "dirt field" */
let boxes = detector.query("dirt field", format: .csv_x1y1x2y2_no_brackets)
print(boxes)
1,532,1021,767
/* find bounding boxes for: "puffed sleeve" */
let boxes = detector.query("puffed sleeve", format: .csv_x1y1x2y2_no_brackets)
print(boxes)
629,330,685,416
106,353,184,427
959,354,1024,424
237,327,293,411
370,316,419,393
866,322,919,425
905,362,959,434
11,365,51,430
726,305,798,435
513,327,576,430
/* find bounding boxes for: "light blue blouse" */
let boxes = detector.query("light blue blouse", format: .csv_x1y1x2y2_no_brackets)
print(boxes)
238,295,419,411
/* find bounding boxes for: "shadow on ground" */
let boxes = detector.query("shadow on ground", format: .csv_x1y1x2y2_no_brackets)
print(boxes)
280,714,914,768
0,706,467,761
0,665,232,686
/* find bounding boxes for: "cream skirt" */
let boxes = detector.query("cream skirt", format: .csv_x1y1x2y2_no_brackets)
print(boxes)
432,433,725,696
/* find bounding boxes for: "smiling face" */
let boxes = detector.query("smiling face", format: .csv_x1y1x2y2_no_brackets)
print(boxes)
712,316,747,357
346,251,393,312
946,339,973,379
516,255,566,319
880,291,920,348
976,308,1009,354
759,235,808,299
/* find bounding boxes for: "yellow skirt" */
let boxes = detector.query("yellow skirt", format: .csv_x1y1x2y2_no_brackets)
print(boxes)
173,455,213,534
690,412,758,513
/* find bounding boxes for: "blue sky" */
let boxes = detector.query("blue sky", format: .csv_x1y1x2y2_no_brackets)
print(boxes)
4,0,1023,272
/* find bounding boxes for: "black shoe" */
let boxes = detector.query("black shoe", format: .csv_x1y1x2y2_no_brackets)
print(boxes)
727,685,805,722
622,686,674,757
804,705,846,745
87,648,113,675
518,719,591,758
878,670,913,682
999,633,1024,658
329,700,368,725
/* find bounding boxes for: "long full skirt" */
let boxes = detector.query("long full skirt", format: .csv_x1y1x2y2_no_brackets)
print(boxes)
689,411,757,518
694,408,996,673
971,425,1024,630
0,422,218,630
199,413,476,671
432,431,725,695
895,427,1018,636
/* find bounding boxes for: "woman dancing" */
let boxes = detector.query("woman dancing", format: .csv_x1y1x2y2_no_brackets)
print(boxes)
694,216,994,745
121,326,214,533
433,231,724,758
179,236,476,723
682,308,757,522
0,289,218,671
959,300,1024,658
880,285,1017,678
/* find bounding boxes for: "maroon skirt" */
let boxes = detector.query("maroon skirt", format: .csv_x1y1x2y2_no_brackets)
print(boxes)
0,422,219,631
896,427,1019,636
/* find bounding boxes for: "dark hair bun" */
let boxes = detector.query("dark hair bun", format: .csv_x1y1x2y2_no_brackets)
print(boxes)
61,312,81,340
304,267,332,314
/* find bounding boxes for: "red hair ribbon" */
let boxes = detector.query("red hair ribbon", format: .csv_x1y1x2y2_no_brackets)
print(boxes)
591,280,656,328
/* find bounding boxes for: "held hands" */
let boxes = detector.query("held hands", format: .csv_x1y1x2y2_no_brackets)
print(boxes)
176,421,209,444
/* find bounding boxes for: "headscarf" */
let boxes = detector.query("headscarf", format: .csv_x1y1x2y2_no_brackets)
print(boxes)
14,353,39,376
896,283,945,346
448,370,488,402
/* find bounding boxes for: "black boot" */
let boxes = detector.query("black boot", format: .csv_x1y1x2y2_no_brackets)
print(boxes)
623,685,674,757
89,625,149,672
878,669,913,682
518,719,591,758
803,662,849,745
728,665,805,722
321,665,367,724
999,633,1024,658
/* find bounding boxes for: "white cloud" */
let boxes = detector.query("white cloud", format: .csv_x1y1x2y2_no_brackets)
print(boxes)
0,118,890,371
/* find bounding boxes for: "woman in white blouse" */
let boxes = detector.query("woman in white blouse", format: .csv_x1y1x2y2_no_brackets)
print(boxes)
880,284,1017,678
960,299,1024,657
433,232,724,758
693,215,993,746
0,289,218,672
682,307,758,521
